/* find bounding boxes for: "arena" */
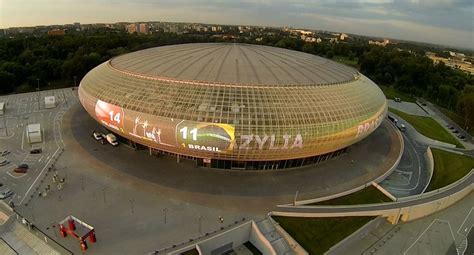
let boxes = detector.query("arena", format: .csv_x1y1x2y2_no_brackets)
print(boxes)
78,43,387,170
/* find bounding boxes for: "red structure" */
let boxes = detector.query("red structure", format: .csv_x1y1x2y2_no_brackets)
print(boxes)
58,216,96,251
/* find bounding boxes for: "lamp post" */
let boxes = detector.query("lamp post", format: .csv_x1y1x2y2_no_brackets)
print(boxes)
36,78,40,110
198,216,202,233
163,208,167,224
74,76,77,87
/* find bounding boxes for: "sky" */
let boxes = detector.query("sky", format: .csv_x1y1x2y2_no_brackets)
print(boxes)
0,0,473,49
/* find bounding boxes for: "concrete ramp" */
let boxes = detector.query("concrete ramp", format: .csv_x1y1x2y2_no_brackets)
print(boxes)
0,220,60,255
255,219,295,255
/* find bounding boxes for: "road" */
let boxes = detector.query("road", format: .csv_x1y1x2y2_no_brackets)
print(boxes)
380,114,430,197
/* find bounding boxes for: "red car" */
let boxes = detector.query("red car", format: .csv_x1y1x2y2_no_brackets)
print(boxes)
14,168,27,173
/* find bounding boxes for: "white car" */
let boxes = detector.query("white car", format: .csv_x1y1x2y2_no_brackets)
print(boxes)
0,189,13,200
92,131,103,140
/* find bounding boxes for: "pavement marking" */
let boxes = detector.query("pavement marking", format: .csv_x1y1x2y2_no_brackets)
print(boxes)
458,207,474,237
18,147,60,205
6,171,27,179
404,219,438,254
404,219,457,255
21,129,25,150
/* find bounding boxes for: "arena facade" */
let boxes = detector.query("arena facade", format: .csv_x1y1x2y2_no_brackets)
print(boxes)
78,43,387,170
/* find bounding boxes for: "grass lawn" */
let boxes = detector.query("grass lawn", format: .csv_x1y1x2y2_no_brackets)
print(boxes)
311,186,391,205
389,107,464,148
379,85,416,103
333,56,359,68
273,216,375,255
427,148,474,191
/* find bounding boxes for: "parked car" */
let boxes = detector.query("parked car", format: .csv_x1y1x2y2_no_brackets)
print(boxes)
14,168,27,173
453,130,460,134
105,133,119,146
30,148,42,154
457,134,466,139
0,149,9,156
18,164,28,169
448,126,454,130
388,115,398,124
99,138,107,145
0,157,9,166
397,123,406,132
92,131,103,141
0,189,13,200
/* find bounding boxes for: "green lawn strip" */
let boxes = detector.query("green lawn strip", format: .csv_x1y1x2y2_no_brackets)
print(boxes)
389,108,464,148
273,216,375,255
379,86,416,103
310,186,391,206
427,148,474,191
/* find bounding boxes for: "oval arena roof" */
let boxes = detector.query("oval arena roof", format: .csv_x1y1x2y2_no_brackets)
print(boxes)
109,43,358,86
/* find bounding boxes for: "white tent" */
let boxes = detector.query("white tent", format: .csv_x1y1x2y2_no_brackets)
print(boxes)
27,124,42,143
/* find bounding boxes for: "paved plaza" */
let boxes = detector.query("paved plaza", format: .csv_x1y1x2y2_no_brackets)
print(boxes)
0,88,403,254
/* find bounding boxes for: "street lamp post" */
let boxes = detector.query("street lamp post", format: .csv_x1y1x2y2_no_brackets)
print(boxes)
102,187,107,204
129,198,135,214
74,76,77,87
36,78,40,110
163,208,167,224
198,216,202,233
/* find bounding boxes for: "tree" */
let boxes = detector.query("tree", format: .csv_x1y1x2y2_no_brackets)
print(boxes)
457,93,474,130
0,71,15,94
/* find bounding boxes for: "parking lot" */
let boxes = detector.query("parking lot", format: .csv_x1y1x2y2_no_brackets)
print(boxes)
0,88,77,207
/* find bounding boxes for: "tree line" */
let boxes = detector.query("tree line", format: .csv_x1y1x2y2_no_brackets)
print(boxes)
0,29,472,125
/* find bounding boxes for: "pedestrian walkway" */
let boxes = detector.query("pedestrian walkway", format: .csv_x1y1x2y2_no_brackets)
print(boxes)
0,202,61,255
0,220,60,255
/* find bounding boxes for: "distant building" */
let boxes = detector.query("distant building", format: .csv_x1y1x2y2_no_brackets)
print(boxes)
47,29,65,36
340,33,348,40
139,23,149,34
369,39,390,47
73,22,81,31
126,24,138,34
